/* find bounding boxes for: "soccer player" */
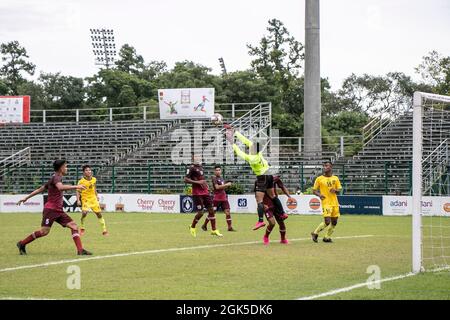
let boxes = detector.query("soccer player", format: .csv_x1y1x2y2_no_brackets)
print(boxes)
311,161,342,243
184,154,223,237
224,125,287,230
76,165,108,236
201,165,235,232
16,159,92,255
261,176,290,245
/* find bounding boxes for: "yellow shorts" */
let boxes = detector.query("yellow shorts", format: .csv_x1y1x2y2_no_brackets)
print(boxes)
81,200,101,213
322,206,340,218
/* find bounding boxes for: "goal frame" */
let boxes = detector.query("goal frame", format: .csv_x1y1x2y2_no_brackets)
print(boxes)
412,91,450,273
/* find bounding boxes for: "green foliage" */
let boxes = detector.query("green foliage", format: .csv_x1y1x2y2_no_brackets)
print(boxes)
154,188,175,195
0,41,35,94
226,182,244,195
183,185,192,195
302,186,314,195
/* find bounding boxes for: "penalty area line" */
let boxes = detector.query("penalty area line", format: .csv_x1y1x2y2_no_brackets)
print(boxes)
0,234,373,274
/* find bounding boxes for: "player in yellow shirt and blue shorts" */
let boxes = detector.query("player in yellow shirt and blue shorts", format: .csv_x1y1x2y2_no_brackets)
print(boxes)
311,161,342,243
76,165,108,236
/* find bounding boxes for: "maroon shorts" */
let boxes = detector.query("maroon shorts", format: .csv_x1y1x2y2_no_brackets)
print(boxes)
265,207,275,220
193,195,213,211
41,208,73,227
213,200,230,211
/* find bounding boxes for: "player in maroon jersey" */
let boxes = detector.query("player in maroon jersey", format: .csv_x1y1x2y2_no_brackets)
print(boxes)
16,159,92,255
201,165,235,232
261,175,291,245
184,154,223,237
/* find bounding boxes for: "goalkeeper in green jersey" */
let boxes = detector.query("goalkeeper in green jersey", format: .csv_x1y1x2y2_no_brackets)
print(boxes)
224,124,288,230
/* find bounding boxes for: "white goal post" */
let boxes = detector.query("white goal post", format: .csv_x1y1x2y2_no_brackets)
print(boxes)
412,91,450,273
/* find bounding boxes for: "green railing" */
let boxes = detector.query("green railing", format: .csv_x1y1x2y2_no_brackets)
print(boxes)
1,162,447,196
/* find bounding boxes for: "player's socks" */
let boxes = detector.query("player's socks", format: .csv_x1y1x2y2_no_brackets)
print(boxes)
20,231,44,245
257,202,265,222
202,217,210,230
71,229,83,252
225,216,233,230
80,215,86,230
325,224,335,238
313,222,327,235
280,229,286,241
98,217,107,233
265,224,274,238
191,212,203,228
208,215,217,230
271,197,285,215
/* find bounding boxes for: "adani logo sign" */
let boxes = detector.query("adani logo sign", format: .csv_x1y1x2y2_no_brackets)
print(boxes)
390,200,407,207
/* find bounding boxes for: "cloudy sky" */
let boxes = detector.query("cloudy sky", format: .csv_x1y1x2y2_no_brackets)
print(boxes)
0,0,449,90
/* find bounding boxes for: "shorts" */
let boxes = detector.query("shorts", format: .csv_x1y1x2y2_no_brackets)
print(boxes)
81,199,101,213
264,206,274,220
213,200,230,212
322,206,340,218
193,195,213,211
41,208,73,227
254,175,274,193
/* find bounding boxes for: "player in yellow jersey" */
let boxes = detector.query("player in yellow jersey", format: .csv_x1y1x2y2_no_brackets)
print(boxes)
311,161,342,243
76,165,108,236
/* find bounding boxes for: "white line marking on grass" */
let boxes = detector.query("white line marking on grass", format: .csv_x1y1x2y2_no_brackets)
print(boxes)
0,235,373,273
0,297,58,300
297,265,450,300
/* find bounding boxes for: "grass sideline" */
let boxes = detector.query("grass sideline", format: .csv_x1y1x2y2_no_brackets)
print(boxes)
1,212,449,300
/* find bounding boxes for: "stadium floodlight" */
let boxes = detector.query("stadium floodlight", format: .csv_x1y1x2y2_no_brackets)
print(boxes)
218,57,227,75
90,28,117,69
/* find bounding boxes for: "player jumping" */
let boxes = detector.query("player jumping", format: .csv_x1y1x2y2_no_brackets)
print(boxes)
311,161,342,243
16,159,92,255
185,154,223,237
201,165,235,232
262,175,290,245
76,165,108,236
225,125,288,230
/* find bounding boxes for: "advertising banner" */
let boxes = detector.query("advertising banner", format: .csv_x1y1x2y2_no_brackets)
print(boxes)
338,196,383,215
0,194,43,212
0,96,30,123
158,88,214,119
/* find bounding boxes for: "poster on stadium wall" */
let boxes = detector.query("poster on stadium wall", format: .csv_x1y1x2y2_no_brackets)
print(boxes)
0,194,43,212
43,195,81,213
337,196,383,215
0,96,30,123
158,88,214,119
382,196,450,216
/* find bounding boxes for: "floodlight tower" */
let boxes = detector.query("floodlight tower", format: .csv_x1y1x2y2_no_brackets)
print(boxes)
218,57,227,75
90,28,117,69
304,0,322,159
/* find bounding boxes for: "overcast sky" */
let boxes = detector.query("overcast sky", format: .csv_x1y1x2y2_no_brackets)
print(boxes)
0,0,449,90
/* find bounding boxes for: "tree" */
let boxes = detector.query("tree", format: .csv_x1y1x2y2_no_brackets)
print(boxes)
38,72,86,109
0,41,36,94
415,50,450,95
337,72,419,116
115,44,145,75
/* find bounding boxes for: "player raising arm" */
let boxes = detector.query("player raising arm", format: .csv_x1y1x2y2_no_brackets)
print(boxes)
225,125,287,230
16,160,92,255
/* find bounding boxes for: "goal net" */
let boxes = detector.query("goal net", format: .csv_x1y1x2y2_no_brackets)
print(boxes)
412,92,450,273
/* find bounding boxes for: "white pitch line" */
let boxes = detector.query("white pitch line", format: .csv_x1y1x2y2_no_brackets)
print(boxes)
0,297,58,300
297,264,450,300
0,235,373,273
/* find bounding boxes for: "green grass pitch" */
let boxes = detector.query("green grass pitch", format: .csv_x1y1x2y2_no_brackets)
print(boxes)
1,213,449,300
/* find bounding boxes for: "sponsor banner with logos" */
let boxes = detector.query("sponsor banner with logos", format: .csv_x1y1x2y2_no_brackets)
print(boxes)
278,195,322,215
228,195,258,213
383,196,450,216
180,195,195,213
158,88,215,119
0,194,43,212
338,196,383,215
